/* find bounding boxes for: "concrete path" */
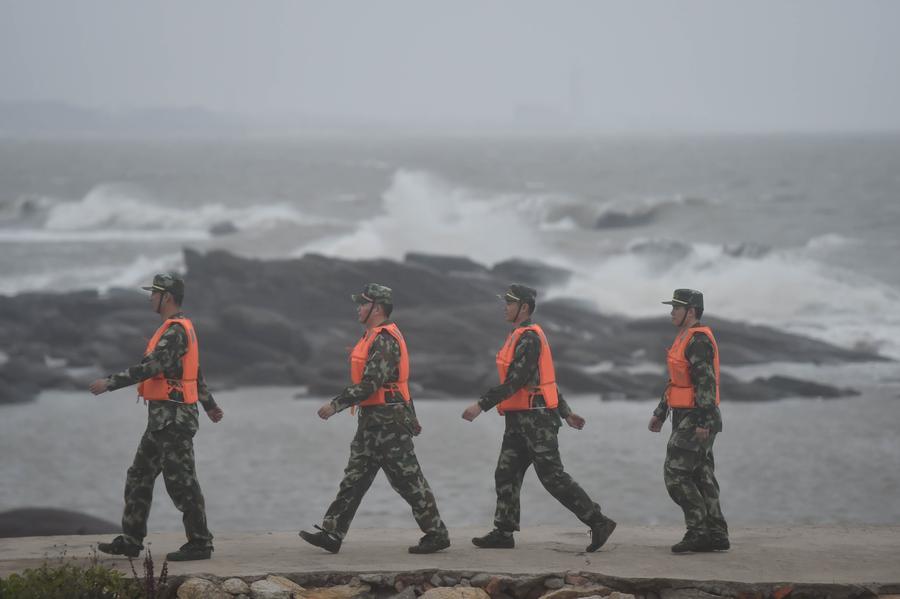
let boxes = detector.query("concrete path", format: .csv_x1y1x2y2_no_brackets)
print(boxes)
1,526,898,585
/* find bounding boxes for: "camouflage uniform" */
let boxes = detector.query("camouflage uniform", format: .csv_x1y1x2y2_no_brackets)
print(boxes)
318,285,448,542
105,303,217,550
479,317,607,533
654,306,728,542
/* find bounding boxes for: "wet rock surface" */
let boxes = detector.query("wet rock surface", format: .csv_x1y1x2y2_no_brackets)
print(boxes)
0,508,118,538
0,249,883,404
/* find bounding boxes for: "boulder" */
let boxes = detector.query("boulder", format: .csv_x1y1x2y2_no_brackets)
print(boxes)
539,587,613,599
250,576,302,599
223,578,251,595
210,221,240,236
300,582,371,599
0,378,39,405
0,508,118,537
405,252,490,275
420,588,490,599
177,577,229,599
491,258,572,288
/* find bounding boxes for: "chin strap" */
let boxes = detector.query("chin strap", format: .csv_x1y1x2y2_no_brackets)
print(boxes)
513,302,524,322
363,302,376,324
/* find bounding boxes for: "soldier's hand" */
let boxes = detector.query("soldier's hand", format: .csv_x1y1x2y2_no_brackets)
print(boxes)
462,402,482,421
694,427,710,441
565,413,586,430
89,379,110,395
318,402,337,420
206,407,224,423
648,415,663,432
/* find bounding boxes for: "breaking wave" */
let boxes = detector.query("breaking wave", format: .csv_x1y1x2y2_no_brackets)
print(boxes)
557,238,900,359
296,170,715,265
0,252,183,296
0,183,328,242
296,169,573,266
592,195,713,229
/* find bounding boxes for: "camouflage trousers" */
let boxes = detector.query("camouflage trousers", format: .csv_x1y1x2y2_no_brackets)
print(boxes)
321,424,448,540
121,425,213,548
663,431,728,539
493,429,605,532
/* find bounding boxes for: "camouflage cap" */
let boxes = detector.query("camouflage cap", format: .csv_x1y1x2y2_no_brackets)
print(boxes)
352,283,393,304
141,273,185,297
499,283,537,304
662,288,704,310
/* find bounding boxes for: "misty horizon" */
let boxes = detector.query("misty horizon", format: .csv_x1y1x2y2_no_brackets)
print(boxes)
2,1,900,136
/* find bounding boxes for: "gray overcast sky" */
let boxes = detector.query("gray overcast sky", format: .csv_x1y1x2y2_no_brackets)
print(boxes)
2,0,899,132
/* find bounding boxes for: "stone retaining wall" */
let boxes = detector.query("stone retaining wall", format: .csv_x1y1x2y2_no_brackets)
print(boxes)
164,570,900,599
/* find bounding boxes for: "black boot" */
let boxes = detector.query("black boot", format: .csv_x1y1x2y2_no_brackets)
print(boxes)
471,529,514,549
299,525,342,554
166,541,212,561
671,532,710,553
700,535,730,551
408,532,451,554
586,516,617,552
97,536,142,558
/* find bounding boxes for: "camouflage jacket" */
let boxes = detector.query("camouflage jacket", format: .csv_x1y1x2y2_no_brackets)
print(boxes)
330,321,420,432
653,324,723,433
106,313,218,434
478,320,573,433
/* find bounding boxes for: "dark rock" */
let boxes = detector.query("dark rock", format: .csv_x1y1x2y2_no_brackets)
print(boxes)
209,220,239,236
594,207,658,229
491,259,572,289
727,374,859,401
0,508,118,538
405,252,490,275
0,378,39,404
0,249,884,402
626,239,692,260
1,356,69,388
219,305,312,360
723,242,770,259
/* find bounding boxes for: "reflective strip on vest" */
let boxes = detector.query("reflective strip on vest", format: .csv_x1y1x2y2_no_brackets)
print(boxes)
665,325,720,409
136,318,199,404
349,322,410,407
495,324,559,415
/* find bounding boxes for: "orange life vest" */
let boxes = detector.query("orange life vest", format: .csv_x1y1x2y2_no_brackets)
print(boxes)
495,324,559,414
665,325,720,409
350,322,411,407
137,317,199,404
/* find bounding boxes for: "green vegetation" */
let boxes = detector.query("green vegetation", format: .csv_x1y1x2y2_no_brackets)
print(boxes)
0,546,168,599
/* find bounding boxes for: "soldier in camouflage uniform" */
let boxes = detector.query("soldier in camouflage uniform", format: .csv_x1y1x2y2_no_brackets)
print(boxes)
649,289,729,553
300,283,450,555
462,284,616,552
89,273,223,562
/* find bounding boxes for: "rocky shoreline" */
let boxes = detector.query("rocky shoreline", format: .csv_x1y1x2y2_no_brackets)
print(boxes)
163,570,895,599
0,249,882,405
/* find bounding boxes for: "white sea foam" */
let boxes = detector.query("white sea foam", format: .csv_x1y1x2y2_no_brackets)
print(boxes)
557,239,900,359
0,252,183,296
296,169,572,266
803,233,861,251
0,229,210,243
4,183,327,241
